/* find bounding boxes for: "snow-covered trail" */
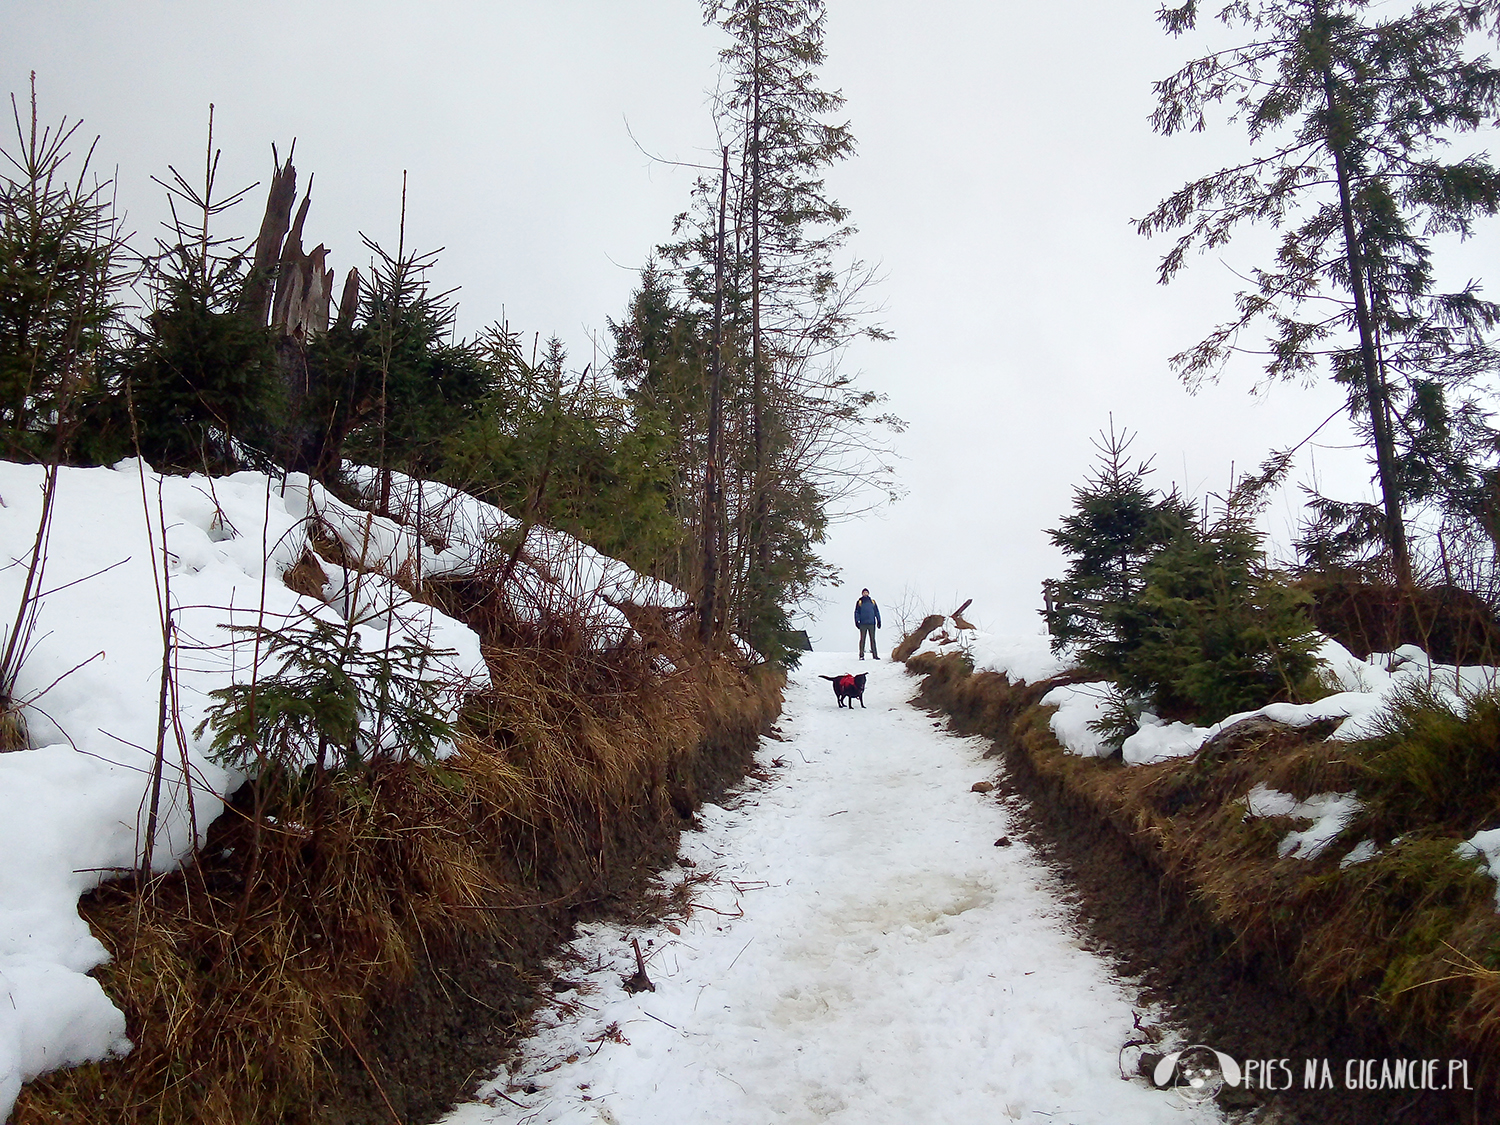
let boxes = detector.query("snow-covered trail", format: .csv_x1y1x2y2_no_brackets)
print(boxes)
440,652,1218,1125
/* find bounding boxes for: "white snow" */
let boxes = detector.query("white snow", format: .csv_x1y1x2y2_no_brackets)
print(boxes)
1243,784,1361,860
0,458,684,1119
914,622,1073,685
1120,713,1208,767
1339,839,1380,869
341,466,689,649
439,654,1222,1125
1457,828,1500,910
1040,680,1116,759
1032,637,1500,766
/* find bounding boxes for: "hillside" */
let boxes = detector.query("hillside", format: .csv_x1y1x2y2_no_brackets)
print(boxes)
1,457,777,1123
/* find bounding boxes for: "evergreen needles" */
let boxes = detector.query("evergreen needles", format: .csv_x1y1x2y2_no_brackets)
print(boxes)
1143,0,1500,585
1046,423,1320,734
196,617,458,779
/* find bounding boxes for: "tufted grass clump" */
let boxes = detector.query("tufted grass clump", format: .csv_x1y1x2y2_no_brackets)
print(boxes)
1350,683,1500,836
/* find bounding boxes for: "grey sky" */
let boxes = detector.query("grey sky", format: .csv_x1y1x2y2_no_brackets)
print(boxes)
8,2,1494,649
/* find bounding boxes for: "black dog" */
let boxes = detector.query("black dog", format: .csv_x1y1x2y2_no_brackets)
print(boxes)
819,672,867,708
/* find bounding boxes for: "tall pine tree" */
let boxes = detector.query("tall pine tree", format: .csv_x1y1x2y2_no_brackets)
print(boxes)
1142,0,1500,586
651,0,895,661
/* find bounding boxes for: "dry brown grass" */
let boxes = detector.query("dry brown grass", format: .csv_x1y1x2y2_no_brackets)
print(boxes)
905,647,1500,1094
0,702,25,751
13,579,779,1124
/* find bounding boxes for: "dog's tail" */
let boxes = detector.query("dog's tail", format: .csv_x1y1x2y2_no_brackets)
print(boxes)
818,674,839,681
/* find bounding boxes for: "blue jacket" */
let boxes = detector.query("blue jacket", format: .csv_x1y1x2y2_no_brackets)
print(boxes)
854,595,881,628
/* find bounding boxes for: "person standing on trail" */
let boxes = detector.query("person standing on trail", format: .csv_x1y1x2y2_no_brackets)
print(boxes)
854,588,881,660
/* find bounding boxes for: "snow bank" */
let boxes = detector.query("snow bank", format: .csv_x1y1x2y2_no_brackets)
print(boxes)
0,456,692,1114
1039,681,1114,758
0,460,515,1116
1036,638,1500,767
341,467,688,649
912,619,1500,770
913,623,1073,685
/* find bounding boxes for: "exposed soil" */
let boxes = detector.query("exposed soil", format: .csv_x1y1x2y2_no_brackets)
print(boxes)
320,719,766,1125
923,685,1487,1125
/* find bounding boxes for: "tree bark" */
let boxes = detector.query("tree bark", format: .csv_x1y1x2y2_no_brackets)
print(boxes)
749,9,771,606
335,266,361,330
699,146,732,647
241,156,357,478
240,153,296,322
1320,52,1413,587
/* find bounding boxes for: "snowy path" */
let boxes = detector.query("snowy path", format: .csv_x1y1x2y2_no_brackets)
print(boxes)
440,653,1219,1125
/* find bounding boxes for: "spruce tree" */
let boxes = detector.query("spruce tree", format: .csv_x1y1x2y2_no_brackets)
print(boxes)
1044,423,1195,672
1142,0,1500,586
1124,514,1320,721
124,115,281,471
342,235,492,484
707,0,866,654
647,0,894,662
1047,427,1321,725
0,80,126,461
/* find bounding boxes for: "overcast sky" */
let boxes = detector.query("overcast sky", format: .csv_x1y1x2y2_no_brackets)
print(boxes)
7,2,1497,649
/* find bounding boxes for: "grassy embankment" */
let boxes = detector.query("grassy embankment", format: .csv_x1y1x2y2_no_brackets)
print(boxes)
14,526,780,1125
900,629,1500,1099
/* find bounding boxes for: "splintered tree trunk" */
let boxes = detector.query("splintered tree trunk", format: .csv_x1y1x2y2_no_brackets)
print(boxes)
699,146,731,647
335,266,361,329
241,153,351,478
240,151,297,323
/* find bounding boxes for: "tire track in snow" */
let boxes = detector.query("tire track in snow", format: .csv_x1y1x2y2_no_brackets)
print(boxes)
438,652,1221,1124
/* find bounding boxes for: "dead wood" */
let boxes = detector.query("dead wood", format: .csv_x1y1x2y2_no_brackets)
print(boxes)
622,937,655,994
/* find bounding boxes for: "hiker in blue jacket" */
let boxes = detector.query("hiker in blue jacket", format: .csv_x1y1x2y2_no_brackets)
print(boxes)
854,588,881,660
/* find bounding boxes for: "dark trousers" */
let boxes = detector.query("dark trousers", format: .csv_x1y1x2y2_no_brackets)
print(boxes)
858,623,878,658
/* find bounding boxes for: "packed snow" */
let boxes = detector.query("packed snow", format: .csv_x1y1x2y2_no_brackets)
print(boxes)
0,458,682,1120
440,654,1222,1125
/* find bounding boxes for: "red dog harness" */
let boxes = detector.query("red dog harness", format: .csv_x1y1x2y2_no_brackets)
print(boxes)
834,675,856,692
